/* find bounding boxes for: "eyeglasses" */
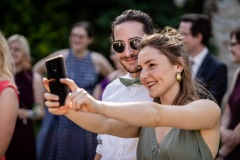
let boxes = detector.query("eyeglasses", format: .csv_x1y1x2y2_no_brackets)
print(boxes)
229,42,240,47
112,37,142,53
70,33,87,39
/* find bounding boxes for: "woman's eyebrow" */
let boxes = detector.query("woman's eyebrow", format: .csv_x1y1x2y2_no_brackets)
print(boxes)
144,59,155,64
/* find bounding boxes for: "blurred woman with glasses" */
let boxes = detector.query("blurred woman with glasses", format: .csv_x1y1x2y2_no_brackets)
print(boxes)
0,32,19,160
217,27,240,160
5,34,44,160
34,21,113,160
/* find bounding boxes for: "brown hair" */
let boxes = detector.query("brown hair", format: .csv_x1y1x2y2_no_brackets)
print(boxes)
139,27,213,105
111,9,155,41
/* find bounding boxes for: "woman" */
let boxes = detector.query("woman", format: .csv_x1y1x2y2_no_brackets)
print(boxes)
0,32,19,160
5,34,44,160
35,21,113,160
44,27,220,159
217,27,240,160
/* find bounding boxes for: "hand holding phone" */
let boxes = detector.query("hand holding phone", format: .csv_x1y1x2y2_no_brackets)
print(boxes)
45,55,69,106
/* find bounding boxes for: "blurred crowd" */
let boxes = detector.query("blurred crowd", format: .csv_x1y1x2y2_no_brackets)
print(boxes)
0,8,240,160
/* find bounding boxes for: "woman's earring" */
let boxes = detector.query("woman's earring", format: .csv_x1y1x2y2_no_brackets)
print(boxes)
176,73,181,81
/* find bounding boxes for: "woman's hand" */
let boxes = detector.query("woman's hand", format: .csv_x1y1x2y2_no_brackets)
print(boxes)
221,128,237,144
65,88,101,114
43,78,79,115
18,108,31,119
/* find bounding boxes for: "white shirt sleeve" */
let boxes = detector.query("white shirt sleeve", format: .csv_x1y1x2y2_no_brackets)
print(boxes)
96,134,102,155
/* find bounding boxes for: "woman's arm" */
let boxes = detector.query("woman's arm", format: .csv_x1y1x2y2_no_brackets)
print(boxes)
96,100,220,130
92,52,114,77
33,49,68,76
44,78,140,138
32,72,45,119
0,88,18,157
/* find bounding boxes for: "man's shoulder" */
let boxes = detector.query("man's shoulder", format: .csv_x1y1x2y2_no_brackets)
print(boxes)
205,53,227,69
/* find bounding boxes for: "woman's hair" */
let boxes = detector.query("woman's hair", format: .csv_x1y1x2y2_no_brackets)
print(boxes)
71,21,94,38
8,34,32,70
111,9,155,41
138,27,214,105
230,27,240,42
0,32,15,84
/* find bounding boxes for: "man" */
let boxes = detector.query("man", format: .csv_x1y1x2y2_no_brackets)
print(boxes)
94,10,154,160
43,9,155,160
179,13,227,106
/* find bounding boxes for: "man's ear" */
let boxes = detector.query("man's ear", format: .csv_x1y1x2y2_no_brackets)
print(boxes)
196,33,203,42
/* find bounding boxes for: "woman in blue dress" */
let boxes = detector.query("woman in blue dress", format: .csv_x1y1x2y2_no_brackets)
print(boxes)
34,21,113,160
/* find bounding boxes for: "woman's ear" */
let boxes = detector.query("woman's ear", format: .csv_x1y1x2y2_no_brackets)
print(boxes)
174,57,184,73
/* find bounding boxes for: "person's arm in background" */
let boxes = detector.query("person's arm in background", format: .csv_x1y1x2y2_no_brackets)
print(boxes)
92,52,114,77
210,63,228,106
32,72,45,119
18,72,45,120
33,49,68,76
217,69,240,159
217,123,240,160
0,88,19,158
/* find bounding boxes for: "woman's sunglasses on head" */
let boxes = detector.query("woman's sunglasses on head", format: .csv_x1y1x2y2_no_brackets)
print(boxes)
112,37,142,53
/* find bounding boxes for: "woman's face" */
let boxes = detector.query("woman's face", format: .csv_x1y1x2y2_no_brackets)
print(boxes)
9,41,24,65
138,46,183,99
229,34,240,63
69,26,93,52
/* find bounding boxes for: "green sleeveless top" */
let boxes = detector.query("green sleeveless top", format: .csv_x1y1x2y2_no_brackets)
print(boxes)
137,128,213,160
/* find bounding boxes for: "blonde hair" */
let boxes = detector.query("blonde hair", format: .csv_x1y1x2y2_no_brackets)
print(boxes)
8,34,32,70
139,27,214,105
0,32,15,84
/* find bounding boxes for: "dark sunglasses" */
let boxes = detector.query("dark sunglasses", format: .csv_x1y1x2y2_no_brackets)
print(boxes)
112,37,142,53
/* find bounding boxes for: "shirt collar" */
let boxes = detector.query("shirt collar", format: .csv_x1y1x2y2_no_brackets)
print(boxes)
191,47,208,65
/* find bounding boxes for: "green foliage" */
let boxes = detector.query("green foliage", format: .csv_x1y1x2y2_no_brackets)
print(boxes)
0,0,204,63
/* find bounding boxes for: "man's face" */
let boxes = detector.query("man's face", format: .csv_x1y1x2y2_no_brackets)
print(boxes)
113,21,145,73
179,21,201,56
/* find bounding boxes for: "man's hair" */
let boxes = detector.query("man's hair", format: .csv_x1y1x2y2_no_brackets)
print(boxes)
111,9,155,40
180,13,212,46
230,27,240,42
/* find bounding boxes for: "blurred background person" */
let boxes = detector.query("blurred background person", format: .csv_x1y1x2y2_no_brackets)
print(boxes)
217,27,240,160
93,48,127,100
5,34,44,160
34,21,113,160
0,32,19,160
179,13,228,107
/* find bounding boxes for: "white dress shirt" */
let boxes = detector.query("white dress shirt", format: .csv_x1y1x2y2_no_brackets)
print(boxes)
96,73,152,160
190,47,208,77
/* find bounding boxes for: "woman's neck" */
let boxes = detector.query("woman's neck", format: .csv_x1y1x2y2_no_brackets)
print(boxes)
15,64,23,73
159,82,180,105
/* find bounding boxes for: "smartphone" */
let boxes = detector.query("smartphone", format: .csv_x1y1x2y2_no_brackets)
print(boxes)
45,55,69,106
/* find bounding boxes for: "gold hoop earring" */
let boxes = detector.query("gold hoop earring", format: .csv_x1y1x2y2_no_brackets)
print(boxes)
176,73,181,81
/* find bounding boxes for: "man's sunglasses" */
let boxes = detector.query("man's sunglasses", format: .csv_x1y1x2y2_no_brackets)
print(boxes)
112,37,142,53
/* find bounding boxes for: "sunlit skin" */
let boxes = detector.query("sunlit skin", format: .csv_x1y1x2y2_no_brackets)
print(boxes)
9,41,25,66
69,26,93,55
229,34,240,63
113,22,145,78
138,46,183,105
179,22,204,57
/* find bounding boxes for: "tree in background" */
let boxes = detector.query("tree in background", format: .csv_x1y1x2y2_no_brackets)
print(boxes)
0,0,204,63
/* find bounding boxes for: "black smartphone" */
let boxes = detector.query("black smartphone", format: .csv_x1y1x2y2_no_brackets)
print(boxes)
45,55,69,106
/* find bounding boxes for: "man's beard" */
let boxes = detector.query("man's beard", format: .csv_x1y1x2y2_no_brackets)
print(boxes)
119,60,141,73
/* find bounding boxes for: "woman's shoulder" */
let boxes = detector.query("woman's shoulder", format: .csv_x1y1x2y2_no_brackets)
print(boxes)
0,80,18,97
189,99,220,113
